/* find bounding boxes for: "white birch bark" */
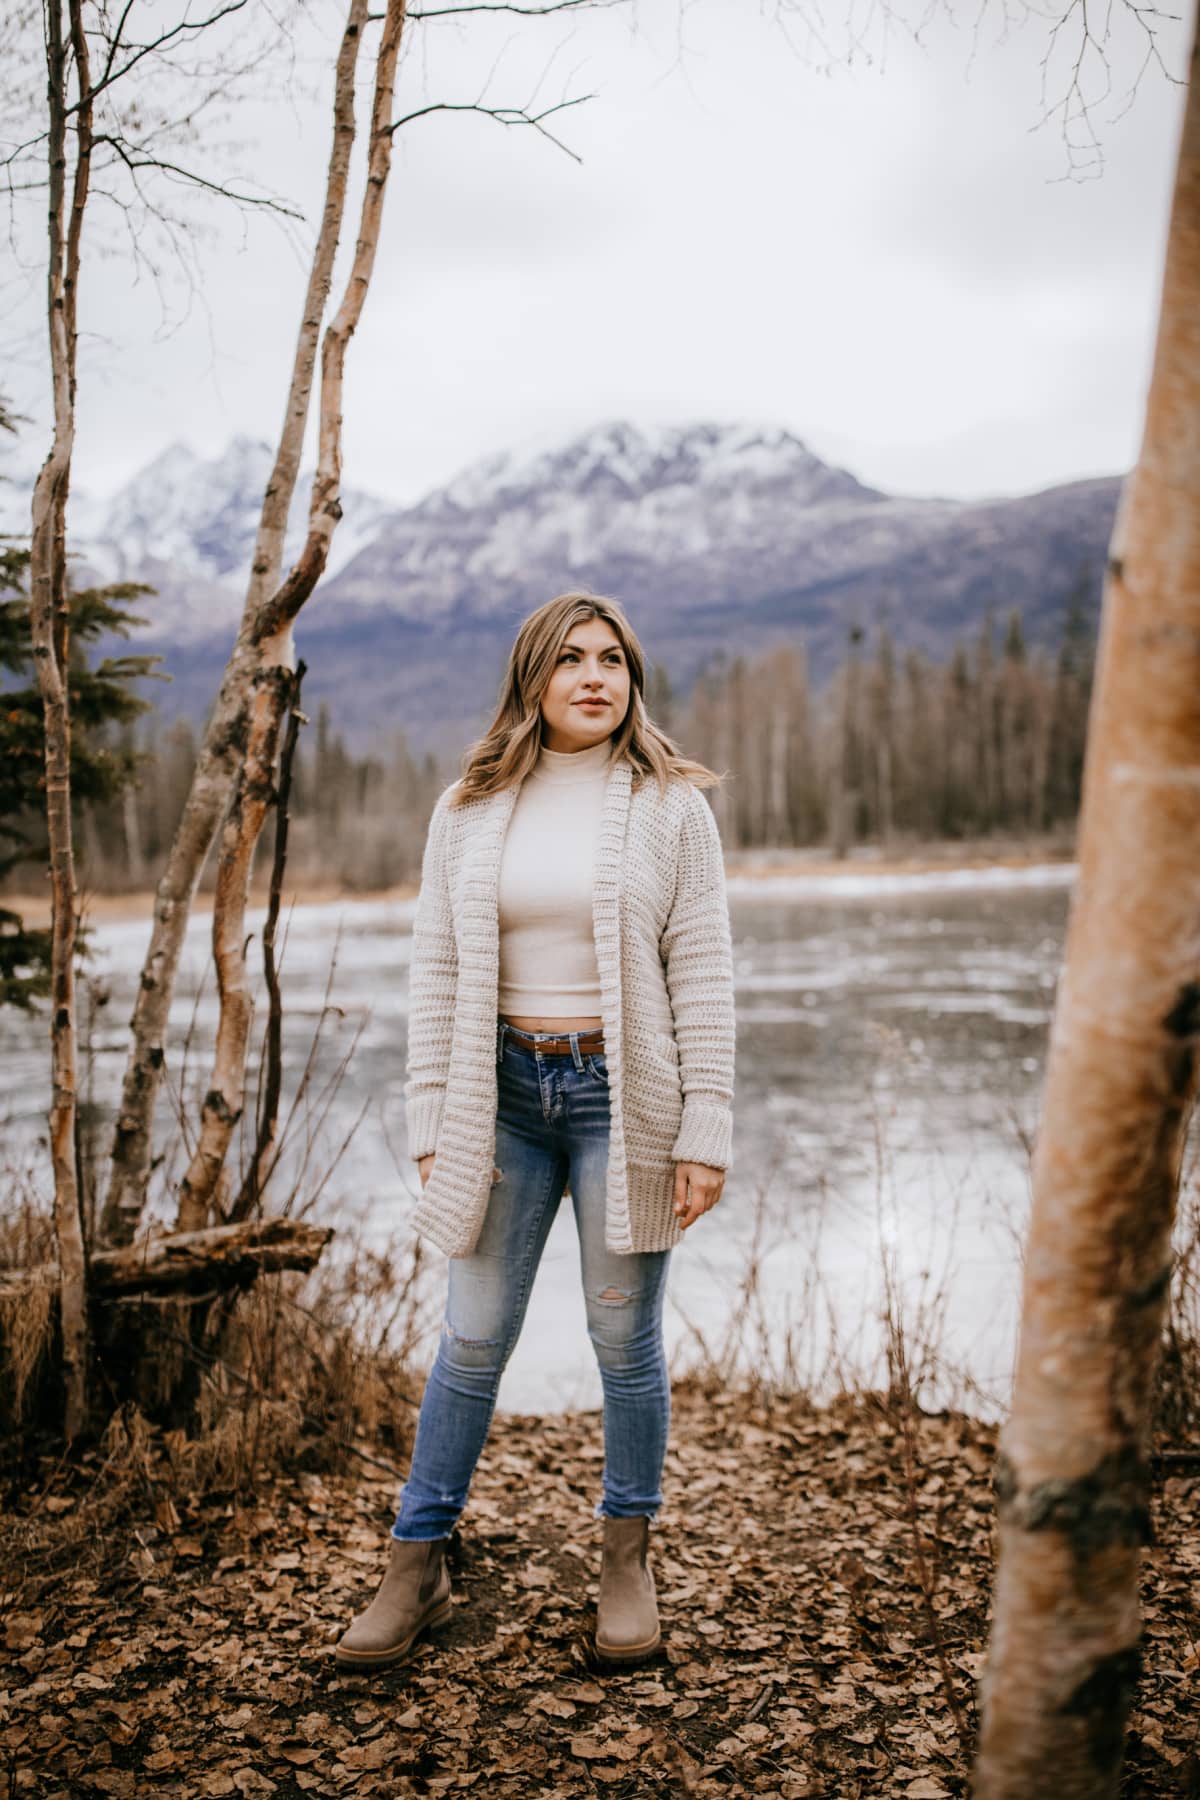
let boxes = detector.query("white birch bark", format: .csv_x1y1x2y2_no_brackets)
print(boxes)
100,0,372,1244
176,0,408,1230
975,24,1200,1794
29,0,94,1439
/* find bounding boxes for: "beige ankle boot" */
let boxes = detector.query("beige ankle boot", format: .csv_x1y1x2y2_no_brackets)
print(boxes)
595,1515,660,1663
335,1535,452,1670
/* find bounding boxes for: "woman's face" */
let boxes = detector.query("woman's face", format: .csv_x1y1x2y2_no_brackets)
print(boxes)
539,615,632,753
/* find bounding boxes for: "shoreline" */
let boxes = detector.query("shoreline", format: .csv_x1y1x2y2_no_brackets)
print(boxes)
4,838,1077,929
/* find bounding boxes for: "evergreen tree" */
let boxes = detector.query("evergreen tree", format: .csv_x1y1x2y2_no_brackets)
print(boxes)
0,547,160,1007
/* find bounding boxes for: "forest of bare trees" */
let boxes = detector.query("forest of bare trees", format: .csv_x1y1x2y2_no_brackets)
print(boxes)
26,585,1093,899
696,594,1093,857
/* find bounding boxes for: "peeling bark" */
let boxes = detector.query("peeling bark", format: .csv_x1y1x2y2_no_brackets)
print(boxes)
29,0,94,1441
176,660,297,1230
100,0,373,1246
231,665,308,1224
0,1217,332,1304
174,0,408,1232
975,31,1200,1797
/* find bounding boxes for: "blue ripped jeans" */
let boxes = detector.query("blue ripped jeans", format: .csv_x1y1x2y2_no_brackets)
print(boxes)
392,1019,673,1540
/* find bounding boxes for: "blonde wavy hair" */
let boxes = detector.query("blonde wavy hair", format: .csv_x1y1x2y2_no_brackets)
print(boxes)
450,591,721,808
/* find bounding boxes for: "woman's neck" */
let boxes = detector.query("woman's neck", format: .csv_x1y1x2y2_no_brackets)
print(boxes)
532,737,614,784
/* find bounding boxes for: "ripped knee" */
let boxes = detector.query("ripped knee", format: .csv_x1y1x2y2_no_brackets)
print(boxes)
443,1318,502,1352
596,1285,632,1304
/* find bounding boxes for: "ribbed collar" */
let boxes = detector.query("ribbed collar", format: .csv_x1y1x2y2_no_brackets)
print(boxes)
530,736,616,785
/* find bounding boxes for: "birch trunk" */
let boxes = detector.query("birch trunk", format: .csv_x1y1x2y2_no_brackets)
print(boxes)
28,0,93,1441
174,661,298,1230
176,0,407,1230
100,0,371,1246
231,669,306,1223
975,28,1200,1796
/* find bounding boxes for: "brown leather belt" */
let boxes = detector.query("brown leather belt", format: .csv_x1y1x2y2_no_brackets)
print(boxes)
500,1022,605,1056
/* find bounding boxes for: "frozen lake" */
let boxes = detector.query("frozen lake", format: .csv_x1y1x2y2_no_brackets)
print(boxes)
0,866,1078,1417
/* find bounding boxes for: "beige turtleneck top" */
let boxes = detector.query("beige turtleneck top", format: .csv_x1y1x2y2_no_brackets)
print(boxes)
496,736,614,1017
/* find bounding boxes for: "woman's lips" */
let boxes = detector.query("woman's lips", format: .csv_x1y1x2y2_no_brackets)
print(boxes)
576,700,608,708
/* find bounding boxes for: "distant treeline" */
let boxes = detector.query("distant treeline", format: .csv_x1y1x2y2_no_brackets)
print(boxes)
73,712,447,894
51,594,1094,895
691,591,1094,855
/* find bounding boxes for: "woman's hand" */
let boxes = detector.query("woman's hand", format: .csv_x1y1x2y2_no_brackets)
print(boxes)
417,1153,436,1189
673,1160,724,1230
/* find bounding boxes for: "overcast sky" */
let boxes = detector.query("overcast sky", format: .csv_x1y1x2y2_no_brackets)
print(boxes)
2,0,1190,508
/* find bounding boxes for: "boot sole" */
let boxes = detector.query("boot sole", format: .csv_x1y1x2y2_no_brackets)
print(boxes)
594,1625,661,1663
334,1595,453,1670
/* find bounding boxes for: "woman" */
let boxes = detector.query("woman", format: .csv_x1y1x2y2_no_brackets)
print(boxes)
336,591,736,1672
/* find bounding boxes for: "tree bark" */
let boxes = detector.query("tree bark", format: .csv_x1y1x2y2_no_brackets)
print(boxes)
175,0,407,1232
0,1217,332,1304
975,29,1200,1797
29,0,94,1441
231,666,307,1223
174,662,299,1231
100,0,372,1246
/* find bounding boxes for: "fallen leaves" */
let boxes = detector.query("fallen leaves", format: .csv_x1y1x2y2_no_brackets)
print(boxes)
2,1377,1197,1797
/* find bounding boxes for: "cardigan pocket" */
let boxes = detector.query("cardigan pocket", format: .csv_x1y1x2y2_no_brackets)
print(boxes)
625,1032,684,1152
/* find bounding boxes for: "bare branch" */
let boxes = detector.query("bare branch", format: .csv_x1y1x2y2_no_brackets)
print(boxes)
398,0,620,15
768,0,1187,166
80,0,253,115
90,132,304,217
388,91,594,160
97,0,139,87
0,133,53,174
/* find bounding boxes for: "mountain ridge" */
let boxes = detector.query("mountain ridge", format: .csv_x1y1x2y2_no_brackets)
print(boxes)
0,421,1120,755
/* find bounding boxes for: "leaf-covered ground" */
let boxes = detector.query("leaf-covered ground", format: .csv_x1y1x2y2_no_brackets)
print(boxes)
3,1377,1198,1798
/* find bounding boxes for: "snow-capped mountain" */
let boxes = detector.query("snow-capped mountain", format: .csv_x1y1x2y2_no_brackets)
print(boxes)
0,436,394,645
78,435,393,589
328,419,893,624
435,419,874,516
308,419,1117,752
1,419,1121,753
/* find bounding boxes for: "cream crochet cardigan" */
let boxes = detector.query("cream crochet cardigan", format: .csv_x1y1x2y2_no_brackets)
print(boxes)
404,751,736,1258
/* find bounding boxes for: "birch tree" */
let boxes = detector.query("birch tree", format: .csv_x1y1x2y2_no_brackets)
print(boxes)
174,0,407,1231
95,0,379,1242
973,18,1199,1789
762,0,1194,1780
28,0,93,1438
99,0,621,1245
6,0,301,1434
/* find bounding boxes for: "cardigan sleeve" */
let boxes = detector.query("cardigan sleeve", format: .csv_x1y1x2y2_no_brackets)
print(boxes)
404,789,458,1160
660,785,736,1170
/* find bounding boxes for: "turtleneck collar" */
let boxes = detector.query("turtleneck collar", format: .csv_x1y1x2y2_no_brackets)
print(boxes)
531,736,616,785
